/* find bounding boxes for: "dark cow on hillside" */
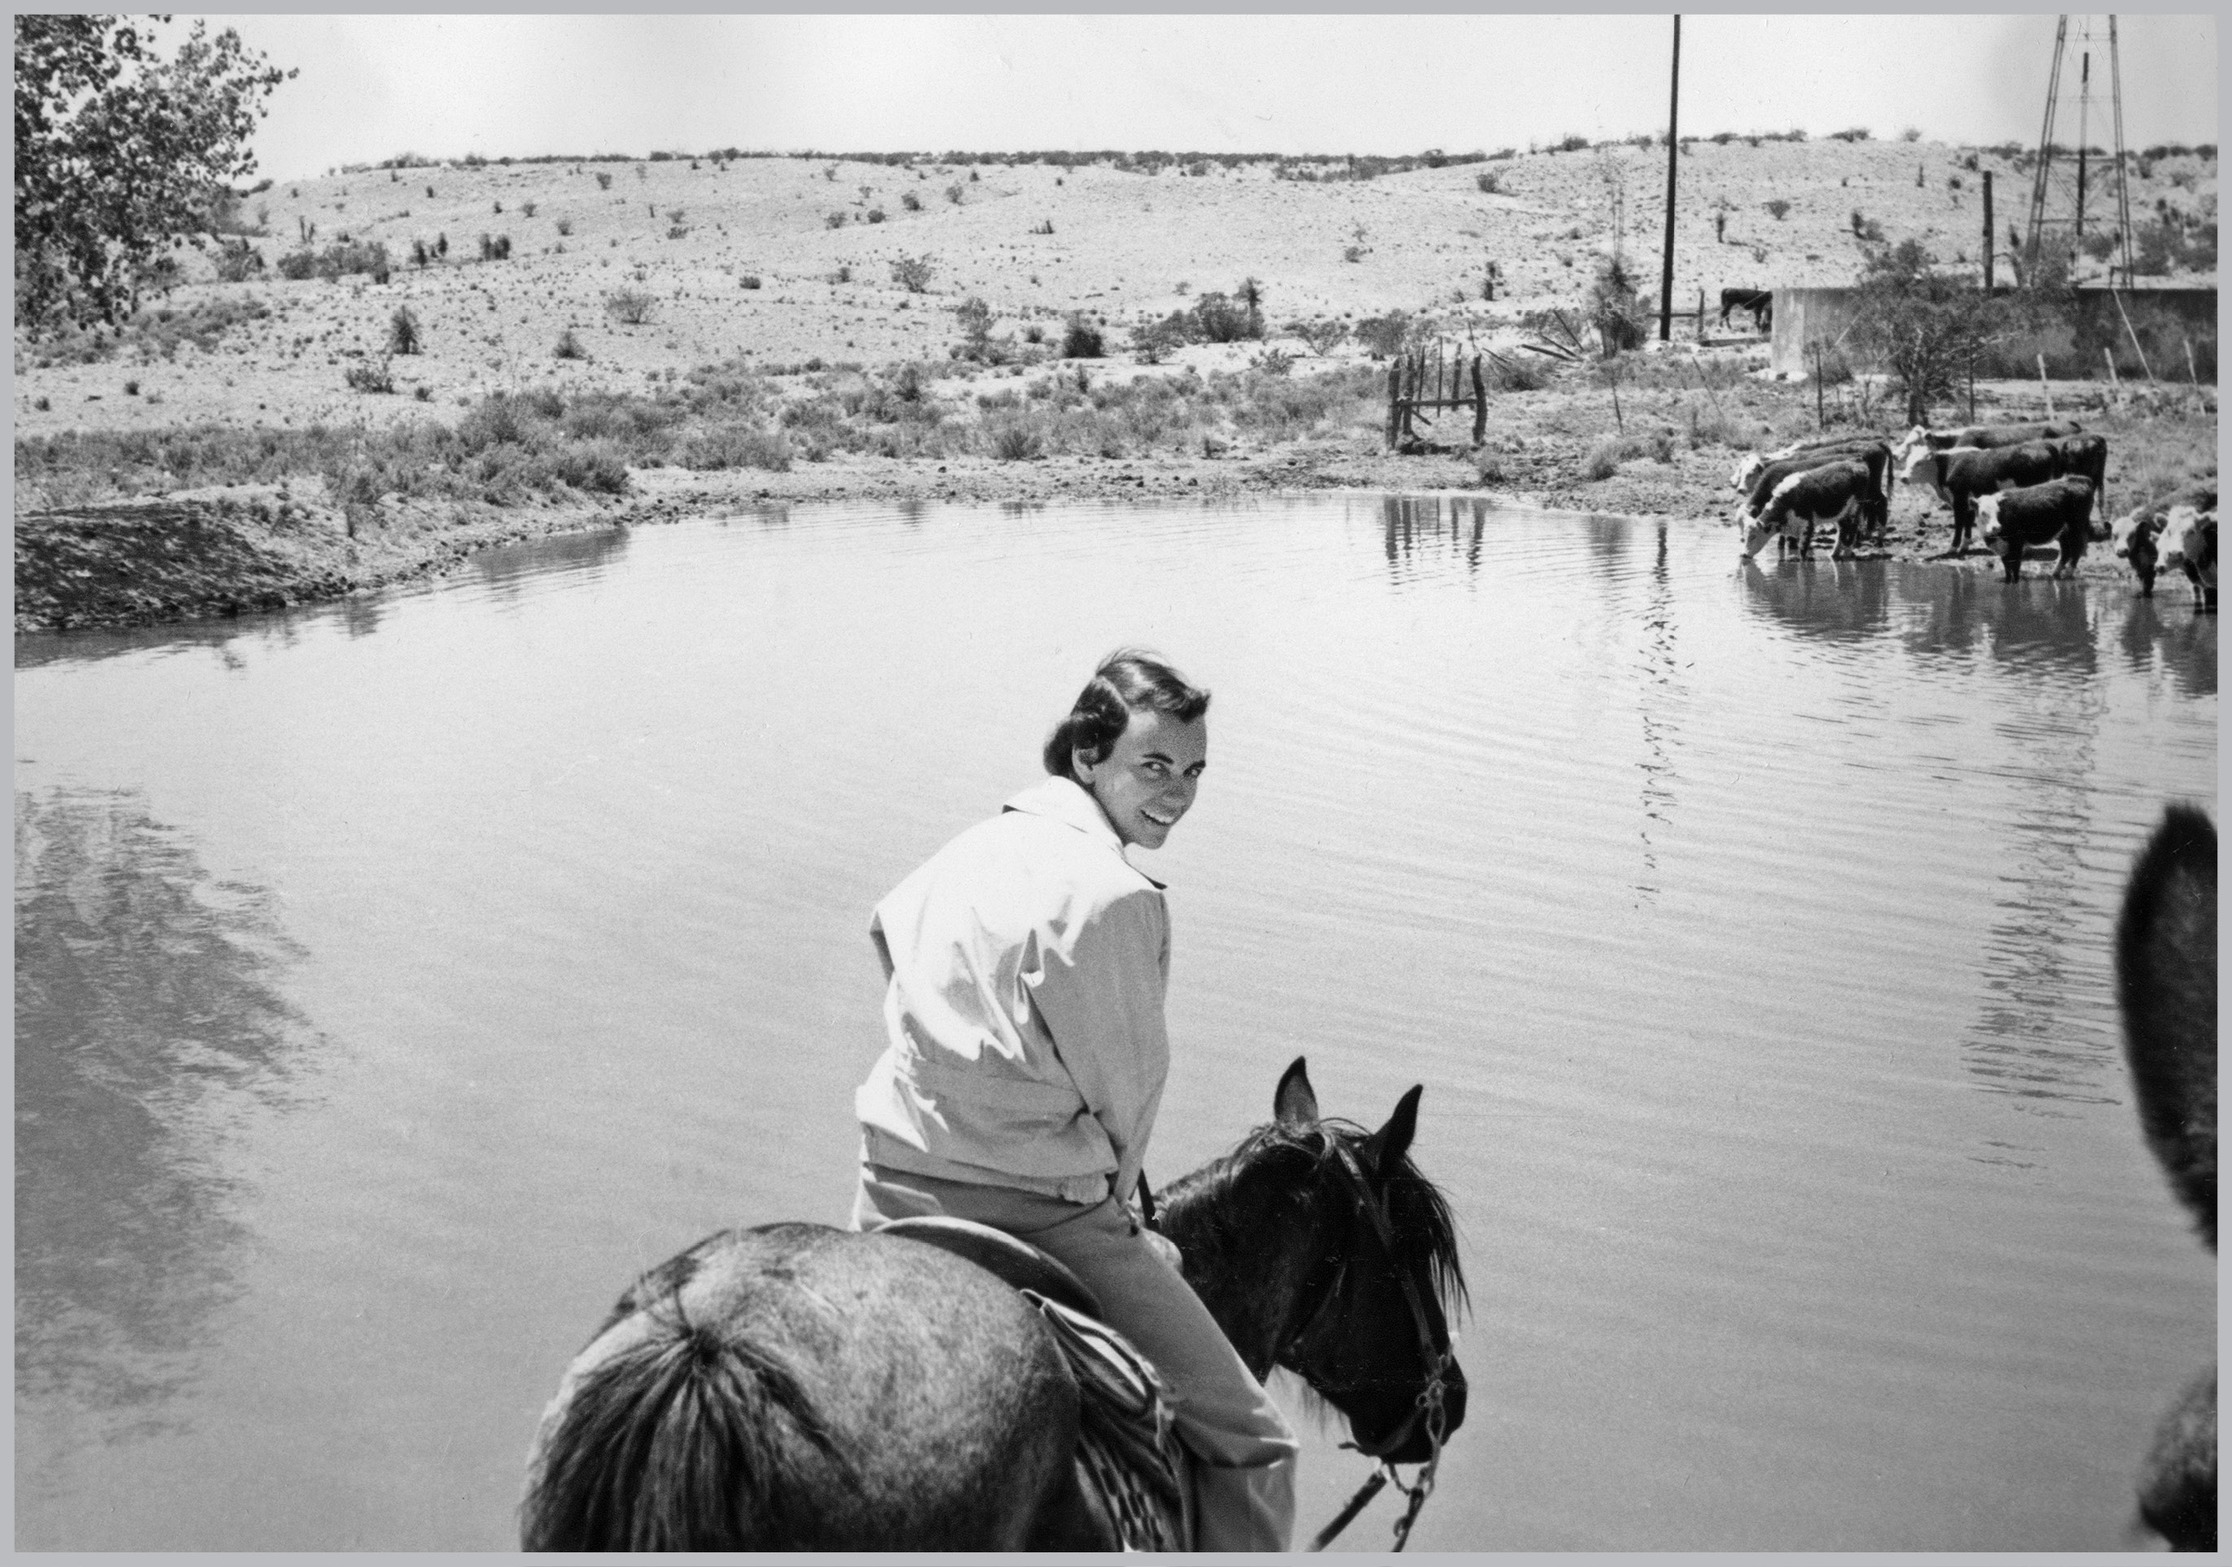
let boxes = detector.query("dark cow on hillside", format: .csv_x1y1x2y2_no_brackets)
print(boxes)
1892,418,2084,467
1741,459,1879,560
2047,432,2111,527
1898,440,2063,555
1738,442,1891,553
1976,477,2095,581
1719,288,1773,334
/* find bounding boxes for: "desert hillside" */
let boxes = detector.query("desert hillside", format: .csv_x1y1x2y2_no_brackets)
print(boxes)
15,137,2217,436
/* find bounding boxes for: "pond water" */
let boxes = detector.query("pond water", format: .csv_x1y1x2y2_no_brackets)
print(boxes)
14,494,2217,1551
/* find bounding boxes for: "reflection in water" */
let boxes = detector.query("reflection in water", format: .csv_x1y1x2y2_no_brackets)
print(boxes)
1634,522,1684,904
1965,586,2111,1108
14,789,313,1421
471,522,630,599
1899,563,1990,661
1379,495,1488,576
2116,595,2218,698
1739,557,1894,642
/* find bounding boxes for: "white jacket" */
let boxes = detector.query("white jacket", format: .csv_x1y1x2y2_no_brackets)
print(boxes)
855,774,1171,1205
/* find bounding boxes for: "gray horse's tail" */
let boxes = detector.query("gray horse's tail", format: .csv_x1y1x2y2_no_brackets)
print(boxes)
521,1305,847,1551
2116,803,2217,1250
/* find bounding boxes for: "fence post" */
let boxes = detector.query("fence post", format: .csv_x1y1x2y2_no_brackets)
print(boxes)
1472,357,1487,445
2185,336,2202,392
1386,362,1401,448
2037,353,2055,418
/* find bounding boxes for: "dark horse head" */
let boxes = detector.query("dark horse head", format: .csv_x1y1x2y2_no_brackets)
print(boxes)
520,1057,1467,1549
2116,804,2216,1551
1156,1058,1469,1465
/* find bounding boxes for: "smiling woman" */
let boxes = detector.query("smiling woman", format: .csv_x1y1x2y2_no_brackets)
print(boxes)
844,648,1302,1550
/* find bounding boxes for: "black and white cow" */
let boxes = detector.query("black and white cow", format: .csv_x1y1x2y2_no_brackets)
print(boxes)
2112,485,2216,600
2158,509,2219,612
1735,443,1891,554
1898,440,2061,555
1729,432,1893,495
1741,458,1878,560
2046,431,2110,527
1891,418,2085,468
1976,477,2095,581
1719,288,1773,334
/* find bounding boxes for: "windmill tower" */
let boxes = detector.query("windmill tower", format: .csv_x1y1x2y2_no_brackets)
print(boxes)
2020,15,2136,288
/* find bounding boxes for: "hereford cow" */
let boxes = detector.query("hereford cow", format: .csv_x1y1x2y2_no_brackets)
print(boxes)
2158,509,2219,612
1899,440,2062,554
1736,443,1891,553
1730,432,1893,495
1719,288,1773,334
1976,477,2096,581
2113,485,2216,599
1891,418,2085,468
1741,459,1878,560
2047,432,2111,527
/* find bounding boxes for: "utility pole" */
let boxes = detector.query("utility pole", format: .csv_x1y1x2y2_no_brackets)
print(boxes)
1658,14,1680,341
1982,170,1995,289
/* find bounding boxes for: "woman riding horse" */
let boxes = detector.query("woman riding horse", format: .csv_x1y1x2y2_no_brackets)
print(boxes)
848,648,1299,1551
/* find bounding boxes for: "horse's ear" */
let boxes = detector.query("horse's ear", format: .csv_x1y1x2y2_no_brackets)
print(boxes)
1360,1085,1423,1174
1274,1057,1319,1129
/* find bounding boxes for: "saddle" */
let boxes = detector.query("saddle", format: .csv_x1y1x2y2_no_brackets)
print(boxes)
877,1217,1191,1551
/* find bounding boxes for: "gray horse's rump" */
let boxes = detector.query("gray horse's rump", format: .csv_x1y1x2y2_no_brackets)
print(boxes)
524,1222,1079,1550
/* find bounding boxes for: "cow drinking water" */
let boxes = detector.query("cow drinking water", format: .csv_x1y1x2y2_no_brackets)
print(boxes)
1741,458,1878,561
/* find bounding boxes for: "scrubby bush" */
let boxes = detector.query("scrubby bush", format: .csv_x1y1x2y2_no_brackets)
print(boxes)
1060,314,1104,358
678,426,792,471
1765,198,1791,220
605,288,655,324
595,171,612,189
1475,169,1505,195
213,238,264,282
1354,312,1412,360
1551,134,1591,154
891,252,935,292
554,328,587,360
345,357,395,393
740,273,762,289
866,208,886,224
1828,127,1872,143
479,232,512,261
902,191,922,211
1293,318,1348,356
988,416,1046,460
388,305,421,355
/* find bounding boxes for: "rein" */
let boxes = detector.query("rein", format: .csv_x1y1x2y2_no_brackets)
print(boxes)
1140,1142,1455,1554
1292,1140,1455,1552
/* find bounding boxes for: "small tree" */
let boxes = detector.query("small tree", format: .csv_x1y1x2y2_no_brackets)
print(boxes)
1586,254,1649,355
889,253,935,292
1848,239,2030,425
953,295,994,357
15,16,295,329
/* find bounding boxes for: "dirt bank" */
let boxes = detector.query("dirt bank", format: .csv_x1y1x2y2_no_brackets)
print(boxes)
19,398,2186,637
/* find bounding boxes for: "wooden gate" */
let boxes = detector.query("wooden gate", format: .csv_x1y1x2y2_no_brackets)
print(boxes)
1385,345,1490,450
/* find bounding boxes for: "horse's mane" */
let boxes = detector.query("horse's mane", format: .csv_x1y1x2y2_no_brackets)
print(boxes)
520,1286,853,1550
1164,1115,1468,1317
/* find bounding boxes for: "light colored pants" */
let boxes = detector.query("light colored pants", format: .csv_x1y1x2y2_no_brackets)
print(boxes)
851,1162,1299,1552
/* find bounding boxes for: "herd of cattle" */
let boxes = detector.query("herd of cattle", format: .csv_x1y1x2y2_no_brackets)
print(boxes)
1728,419,2219,609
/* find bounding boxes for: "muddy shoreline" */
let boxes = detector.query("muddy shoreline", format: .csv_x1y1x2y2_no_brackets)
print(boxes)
13,436,2168,637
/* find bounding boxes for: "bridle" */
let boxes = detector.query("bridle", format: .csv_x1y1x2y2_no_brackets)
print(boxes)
1282,1137,1457,1552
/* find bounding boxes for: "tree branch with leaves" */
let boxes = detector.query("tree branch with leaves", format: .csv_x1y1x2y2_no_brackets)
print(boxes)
15,14,294,331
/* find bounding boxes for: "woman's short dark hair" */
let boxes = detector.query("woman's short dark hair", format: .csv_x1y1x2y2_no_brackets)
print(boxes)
1042,649,1211,780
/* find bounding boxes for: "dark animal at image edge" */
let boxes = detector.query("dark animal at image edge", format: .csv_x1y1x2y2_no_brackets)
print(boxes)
516,1059,1466,1550
2116,805,2217,1551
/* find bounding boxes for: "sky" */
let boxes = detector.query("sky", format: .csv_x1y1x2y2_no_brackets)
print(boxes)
181,13,2220,183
